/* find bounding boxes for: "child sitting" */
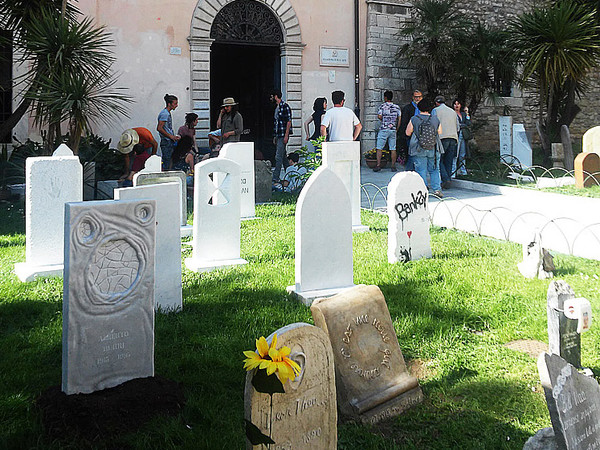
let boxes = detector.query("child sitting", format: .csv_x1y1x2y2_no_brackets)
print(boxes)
272,152,307,193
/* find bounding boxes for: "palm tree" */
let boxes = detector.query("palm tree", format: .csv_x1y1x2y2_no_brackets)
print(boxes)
510,0,600,161
398,0,466,96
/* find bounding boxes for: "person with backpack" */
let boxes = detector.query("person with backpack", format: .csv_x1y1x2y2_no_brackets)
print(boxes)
405,97,443,197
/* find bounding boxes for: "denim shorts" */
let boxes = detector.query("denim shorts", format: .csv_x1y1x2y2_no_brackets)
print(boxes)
376,128,397,151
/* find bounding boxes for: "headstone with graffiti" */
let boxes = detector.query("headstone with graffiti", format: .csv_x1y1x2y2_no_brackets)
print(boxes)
387,172,431,263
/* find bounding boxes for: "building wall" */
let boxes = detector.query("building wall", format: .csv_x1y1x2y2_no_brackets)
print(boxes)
11,0,366,153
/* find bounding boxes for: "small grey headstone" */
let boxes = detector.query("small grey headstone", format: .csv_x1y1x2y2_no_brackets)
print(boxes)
254,160,272,203
538,353,600,449
62,199,156,394
134,171,188,227
547,281,580,368
523,428,558,450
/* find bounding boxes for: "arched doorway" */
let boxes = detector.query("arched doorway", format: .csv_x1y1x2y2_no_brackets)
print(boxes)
210,0,282,160
188,0,304,156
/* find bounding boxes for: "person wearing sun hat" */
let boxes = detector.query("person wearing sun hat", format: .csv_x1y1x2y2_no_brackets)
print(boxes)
117,127,158,182
216,97,243,144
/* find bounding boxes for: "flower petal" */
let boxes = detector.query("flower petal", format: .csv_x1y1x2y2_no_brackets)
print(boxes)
256,337,269,357
270,334,278,351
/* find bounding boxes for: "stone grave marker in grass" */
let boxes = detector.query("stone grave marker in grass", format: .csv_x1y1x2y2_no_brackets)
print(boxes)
286,166,355,305
547,281,592,370
311,285,423,424
134,170,192,237
140,154,162,173
62,199,156,394
219,142,256,219
387,172,431,263
574,152,600,188
322,141,368,233
512,123,533,168
499,115,512,160
254,160,272,203
582,125,600,155
244,323,337,449
15,145,83,282
115,182,182,312
185,158,247,273
561,125,575,172
538,353,600,449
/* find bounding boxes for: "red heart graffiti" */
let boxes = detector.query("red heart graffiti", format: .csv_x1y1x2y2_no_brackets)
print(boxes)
407,231,412,238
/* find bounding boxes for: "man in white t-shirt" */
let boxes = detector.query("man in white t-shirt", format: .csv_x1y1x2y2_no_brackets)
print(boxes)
320,90,362,141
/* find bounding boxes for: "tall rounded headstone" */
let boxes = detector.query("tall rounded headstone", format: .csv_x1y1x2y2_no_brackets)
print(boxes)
244,323,337,449
219,142,256,219
286,167,354,305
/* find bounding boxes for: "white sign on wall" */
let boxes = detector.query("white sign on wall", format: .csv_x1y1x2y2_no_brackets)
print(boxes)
320,46,349,67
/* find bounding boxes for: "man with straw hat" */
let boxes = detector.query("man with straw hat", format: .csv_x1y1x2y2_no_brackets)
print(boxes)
216,97,243,144
117,127,158,182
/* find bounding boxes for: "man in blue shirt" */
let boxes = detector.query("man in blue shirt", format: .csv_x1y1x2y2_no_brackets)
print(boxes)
270,89,292,184
157,94,180,170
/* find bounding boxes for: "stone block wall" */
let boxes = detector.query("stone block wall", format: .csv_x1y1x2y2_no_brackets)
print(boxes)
363,0,600,154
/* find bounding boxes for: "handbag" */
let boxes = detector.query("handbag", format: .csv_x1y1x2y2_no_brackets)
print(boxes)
461,125,473,141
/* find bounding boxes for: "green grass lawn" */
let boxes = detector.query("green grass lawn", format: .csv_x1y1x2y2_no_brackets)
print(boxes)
1,200,600,449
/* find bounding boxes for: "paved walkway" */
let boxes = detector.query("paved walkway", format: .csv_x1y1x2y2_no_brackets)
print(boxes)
360,166,600,261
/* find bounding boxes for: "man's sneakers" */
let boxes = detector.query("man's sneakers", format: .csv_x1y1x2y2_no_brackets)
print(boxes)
390,166,397,172
373,166,381,172
432,190,444,198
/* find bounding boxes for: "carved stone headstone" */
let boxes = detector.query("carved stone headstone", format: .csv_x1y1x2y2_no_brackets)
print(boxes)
286,167,354,305
582,125,600,155
134,170,192,236
548,281,580,368
561,125,574,172
518,231,554,279
512,123,533,168
322,141,369,233
185,158,247,273
387,172,431,263
219,142,256,219
140,155,162,173
311,285,423,424
551,143,565,169
244,323,337,449
538,353,600,449
15,146,83,282
115,182,182,312
254,160,272,203
62,199,156,394
499,116,513,160
574,152,600,188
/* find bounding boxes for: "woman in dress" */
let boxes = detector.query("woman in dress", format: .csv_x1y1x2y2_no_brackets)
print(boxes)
304,97,327,146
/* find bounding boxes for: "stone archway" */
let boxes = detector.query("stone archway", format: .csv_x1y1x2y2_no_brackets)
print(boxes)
189,0,304,149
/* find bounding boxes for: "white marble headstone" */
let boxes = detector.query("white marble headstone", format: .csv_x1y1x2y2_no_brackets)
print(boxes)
512,124,532,168
14,147,83,282
287,167,354,305
499,116,513,160
322,141,368,233
185,158,247,273
219,142,256,219
133,170,191,236
115,182,182,312
62,199,156,394
244,323,337,449
387,172,431,262
140,155,162,173
582,126,600,156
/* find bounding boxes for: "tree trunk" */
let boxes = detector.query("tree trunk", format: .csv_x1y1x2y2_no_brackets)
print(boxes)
0,97,32,141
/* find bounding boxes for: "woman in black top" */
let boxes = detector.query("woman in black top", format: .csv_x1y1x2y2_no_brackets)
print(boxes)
304,97,327,142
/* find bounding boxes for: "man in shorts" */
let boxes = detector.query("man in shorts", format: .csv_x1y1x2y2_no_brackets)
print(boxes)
373,90,401,172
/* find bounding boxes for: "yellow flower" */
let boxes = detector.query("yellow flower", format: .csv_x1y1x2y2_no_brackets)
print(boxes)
243,334,278,371
243,334,302,385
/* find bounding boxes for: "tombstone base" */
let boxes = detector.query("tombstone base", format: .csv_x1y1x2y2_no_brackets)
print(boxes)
180,225,193,238
286,284,357,306
184,257,248,273
241,216,260,222
353,224,370,233
356,385,423,425
14,262,63,282
523,427,557,450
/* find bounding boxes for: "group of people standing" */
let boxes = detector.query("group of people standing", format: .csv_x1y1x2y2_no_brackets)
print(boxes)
374,89,471,196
